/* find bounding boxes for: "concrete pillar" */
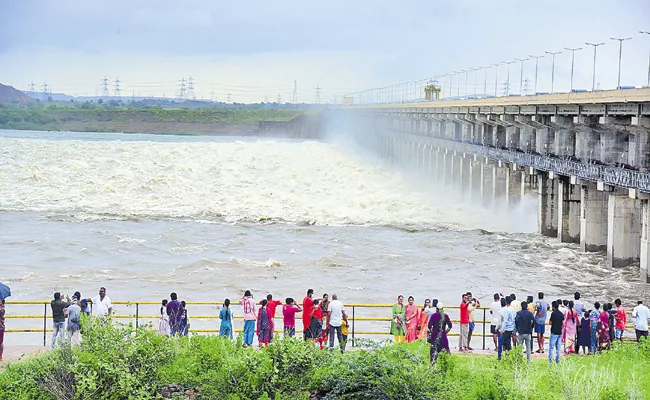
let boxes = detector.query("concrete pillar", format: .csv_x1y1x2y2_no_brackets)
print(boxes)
495,126,507,148
506,167,522,206
521,171,538,197
483,125,494,146
552,115,575,157
641,199,650,282
538,173,558,237
631,117,650,171
459,155,471,198
503,115,520,149
575,116,600,162
461,123,472,143
599,117,630,165
480,161,493,207
469,159,481,202
557,179,581,244
607,195,642,267
580,184,608,252
534,119,554,155
492,164,507,205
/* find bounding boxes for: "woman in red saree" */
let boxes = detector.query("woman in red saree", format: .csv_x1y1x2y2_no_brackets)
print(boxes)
417,299,432,340
405,296,419,343
562,300,578,354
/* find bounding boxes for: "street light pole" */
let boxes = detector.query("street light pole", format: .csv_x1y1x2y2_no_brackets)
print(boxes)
470,68,480,96
514,58,528,94
464,70,469,98
482,66,489,96
545,51,562,94
585,42,605,91
610,37,632,89
455,70,463,98
503,60,516,96
491,63,501,97
529,55,544,94
641,31,650,87
564,47,583,91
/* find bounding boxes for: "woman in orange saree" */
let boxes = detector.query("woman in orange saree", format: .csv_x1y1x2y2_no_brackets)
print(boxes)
417,299,432,340
405,296,419,343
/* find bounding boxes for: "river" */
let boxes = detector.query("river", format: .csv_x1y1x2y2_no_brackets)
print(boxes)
0,130,646,344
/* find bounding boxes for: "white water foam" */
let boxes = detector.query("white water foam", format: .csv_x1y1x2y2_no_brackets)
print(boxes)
0,137,466,228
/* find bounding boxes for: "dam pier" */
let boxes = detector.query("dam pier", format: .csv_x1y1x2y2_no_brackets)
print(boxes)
331,88,650,282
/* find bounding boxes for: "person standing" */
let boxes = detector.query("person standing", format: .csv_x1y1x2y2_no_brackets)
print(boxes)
264,294,281,342
428,302,452,364
87,287,112,318
598,304,611,350
499,296,516,356
509,294,520,345
308,299,325,348
241,290,256,348
302,289,315,341
614,299,627,343
562,300,578,354
50,292,72,349
515,301,535,363
489,293,501,351
417,299,431,341
534,292,550,353
180,301,190,337
219,299,234,339
589,302,601,353
320,294,330,315
405,296,419,343
166,293,184,336
526,296,536,314
632,300,649,341
158,299,170,335
577,310,591,355
327,294,347,352
458,293,470,352
467,294,480,351
282,298,301,338
548,301,564,364
0,300,6,361
390,295,406,342
66,296,82,345
257,299,273,347
573,292,586,317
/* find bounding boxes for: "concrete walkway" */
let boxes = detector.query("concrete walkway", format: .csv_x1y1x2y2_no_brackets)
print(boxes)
0,345,46,370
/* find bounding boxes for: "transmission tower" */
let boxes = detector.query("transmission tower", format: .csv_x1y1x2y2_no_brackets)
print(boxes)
291,80,298,104
187,76,195,100
315,85,321,104
264,94,269,103
522,78,531,95
28,82,36,93
277,93,282,103
101,77,110,97
210,91,215,102
41,82,49,96
501,82,509,97
113,77,121,99
178,78,186,100
227,93,232,103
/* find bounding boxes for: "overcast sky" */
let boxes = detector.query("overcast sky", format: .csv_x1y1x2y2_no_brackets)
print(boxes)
1,0,649,102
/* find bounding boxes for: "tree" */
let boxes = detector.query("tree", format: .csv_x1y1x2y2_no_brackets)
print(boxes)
97,99,104,105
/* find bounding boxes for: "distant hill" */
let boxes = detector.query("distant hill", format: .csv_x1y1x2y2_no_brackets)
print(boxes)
0,83,33,104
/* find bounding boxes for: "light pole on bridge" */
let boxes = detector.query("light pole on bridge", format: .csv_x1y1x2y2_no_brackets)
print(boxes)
481,66,489,97
529,54,544,94
514,58,528,95
470,68,480,97
564,47,583,91
503,60,516,96
610,37,632,89
545,51,562,94
464,70,470,98
491,63,501,97
454,70,463,98
585,42,605,91
640,31,650,87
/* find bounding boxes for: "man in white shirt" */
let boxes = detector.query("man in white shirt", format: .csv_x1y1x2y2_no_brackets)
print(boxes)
87,287,112,318
327,294,347,352
632,300,649,342
489,293,502,351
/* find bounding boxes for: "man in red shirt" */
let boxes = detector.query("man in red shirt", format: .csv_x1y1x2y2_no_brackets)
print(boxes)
614,298,627,342
302,289,314,340
459,293,470,352
263,294,282,341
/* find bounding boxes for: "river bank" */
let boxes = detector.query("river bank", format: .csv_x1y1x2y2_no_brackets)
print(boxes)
0,319,648,399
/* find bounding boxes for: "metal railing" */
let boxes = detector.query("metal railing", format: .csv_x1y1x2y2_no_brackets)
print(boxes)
388,129,650,192
4,301,639,348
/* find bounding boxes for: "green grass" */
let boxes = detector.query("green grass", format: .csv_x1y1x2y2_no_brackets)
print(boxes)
0,318,647,399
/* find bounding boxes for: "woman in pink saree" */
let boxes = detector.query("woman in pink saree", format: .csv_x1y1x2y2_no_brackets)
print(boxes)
562,300,578,354
405,296,419,343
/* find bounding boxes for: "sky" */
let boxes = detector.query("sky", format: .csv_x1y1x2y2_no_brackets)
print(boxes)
1,0,649,103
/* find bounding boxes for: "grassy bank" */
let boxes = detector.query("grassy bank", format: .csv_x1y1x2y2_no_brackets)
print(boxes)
0,104,307,134
0,319,647,399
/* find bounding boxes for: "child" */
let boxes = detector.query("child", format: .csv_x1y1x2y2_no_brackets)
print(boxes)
577,310,591,355
341,317,349,351
158,299,170,335
180,300,190,337
219,299,233,339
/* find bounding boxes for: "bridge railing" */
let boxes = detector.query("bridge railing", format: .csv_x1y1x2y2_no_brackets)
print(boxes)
389,129,650,192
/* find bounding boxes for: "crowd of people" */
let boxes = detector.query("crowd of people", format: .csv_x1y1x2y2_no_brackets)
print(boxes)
391,291,650,364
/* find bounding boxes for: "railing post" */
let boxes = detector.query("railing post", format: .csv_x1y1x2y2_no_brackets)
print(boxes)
135,303,139,330
482,308,486,350
43,303,47,347
352,306,355,347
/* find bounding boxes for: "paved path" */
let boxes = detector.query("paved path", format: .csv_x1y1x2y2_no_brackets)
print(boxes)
0,345,46,370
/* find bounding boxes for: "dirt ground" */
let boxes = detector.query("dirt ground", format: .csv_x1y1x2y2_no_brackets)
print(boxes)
0,345,46,371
